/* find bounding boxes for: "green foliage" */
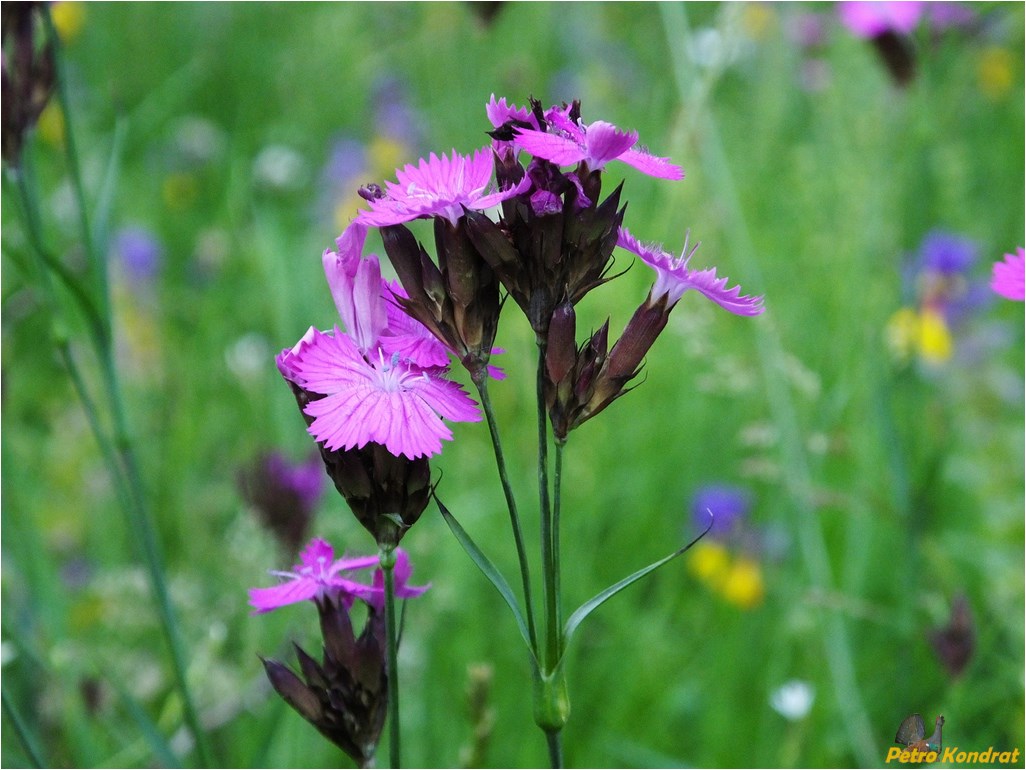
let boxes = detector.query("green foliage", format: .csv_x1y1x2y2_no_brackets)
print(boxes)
2,2,1023,767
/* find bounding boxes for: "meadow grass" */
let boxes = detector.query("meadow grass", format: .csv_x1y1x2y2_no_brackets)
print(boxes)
2,3,1023,767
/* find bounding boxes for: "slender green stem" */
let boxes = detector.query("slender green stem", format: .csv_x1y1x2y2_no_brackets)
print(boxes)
472,372,538,653
380,547,401,769
552,440,565,638
545,730,564,769
535,341,558,670
42,8,108,332
2,687,46,768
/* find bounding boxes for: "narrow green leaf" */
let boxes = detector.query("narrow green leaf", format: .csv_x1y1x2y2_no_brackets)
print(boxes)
435,496,539,669
108,677,181,768
2,687,47,768
562,526,710,649
91,116,129,260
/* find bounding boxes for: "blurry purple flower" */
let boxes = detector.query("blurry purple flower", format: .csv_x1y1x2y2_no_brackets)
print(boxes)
925,2,976,30
991,247,1025,301
322,136,368,188
514,118,684,180
787,12,829,49
838,1,925,38
617,227,765,316
356,148,529,227
265,452,323,510
239,451,325,554
112,226,163,284
373,76,422,148
691,485,752,538
285,326,481,459
248,538,380,613
916,230,978,275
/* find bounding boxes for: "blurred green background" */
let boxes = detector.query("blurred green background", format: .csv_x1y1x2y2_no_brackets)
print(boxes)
2,2,1023,767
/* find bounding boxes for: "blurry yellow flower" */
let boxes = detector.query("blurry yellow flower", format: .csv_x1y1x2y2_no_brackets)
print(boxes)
689,540,731,587
720,556,764,609
162,172,198,210
51,2,86,43
917,308,952,364
886,307,920,362
368,135,408,178
742,2,776,41
885,307,952,365
37,102,65,148
977,46,1014,101
334,191,368,232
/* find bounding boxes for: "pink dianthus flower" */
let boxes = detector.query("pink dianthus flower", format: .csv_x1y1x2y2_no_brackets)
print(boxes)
991,247,1025,301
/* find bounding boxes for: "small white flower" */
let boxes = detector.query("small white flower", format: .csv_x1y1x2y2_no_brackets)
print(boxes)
770,679,815,721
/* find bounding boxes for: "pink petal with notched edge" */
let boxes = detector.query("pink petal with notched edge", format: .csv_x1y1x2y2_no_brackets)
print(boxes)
512,128,587,166
583,121,639,167
619,147,685,180
617,227,764,316
289,327,480,459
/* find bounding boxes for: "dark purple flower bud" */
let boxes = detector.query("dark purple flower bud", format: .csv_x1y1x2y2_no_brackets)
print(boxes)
929,594,975,679
238,451,324,556
261,595,388,766
546,300,577,385
2,3,56,166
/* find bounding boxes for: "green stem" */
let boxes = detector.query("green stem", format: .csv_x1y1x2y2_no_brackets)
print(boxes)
380,547,401,769
545,730,564,769
472,372,538,653
41,7,108,332
536,341,558,670
553,440,565,639
2,687,46,768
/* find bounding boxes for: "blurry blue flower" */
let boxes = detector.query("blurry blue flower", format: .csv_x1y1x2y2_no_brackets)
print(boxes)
373,76,422,149
691,484,751,538
112,226,163,285
916,230,978,276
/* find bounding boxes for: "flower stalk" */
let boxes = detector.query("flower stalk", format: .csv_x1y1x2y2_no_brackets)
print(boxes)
379,545,402,769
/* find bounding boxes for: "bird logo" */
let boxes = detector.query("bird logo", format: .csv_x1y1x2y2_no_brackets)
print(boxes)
895,713,945,754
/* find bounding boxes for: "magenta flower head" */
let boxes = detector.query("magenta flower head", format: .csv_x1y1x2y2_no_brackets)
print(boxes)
355,148,529,228
289,326,480,460
991,247,1025,301
838,1,925,38
248,538,428,613
513,115,683,181
248,538,381,613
